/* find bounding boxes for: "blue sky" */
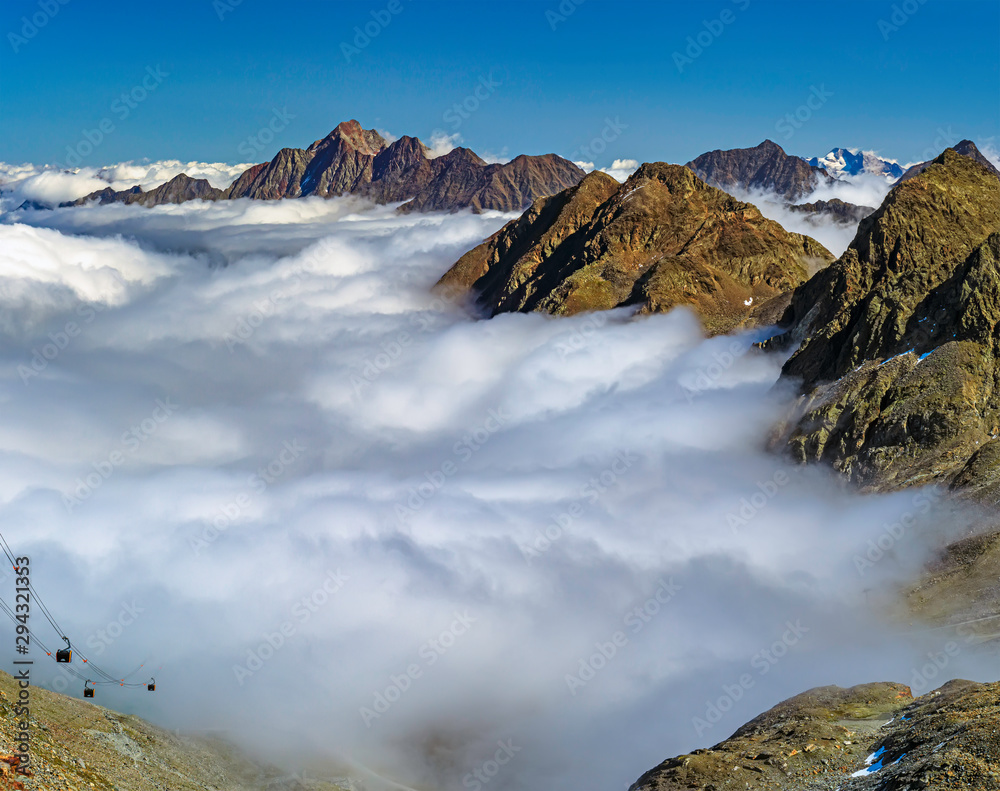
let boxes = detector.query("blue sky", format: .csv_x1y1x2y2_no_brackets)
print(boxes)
1,0,998,168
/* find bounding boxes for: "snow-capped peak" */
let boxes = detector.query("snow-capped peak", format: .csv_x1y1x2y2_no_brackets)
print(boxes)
805,148,904,181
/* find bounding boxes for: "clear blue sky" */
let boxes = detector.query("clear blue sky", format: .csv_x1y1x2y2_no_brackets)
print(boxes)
1,0,997,168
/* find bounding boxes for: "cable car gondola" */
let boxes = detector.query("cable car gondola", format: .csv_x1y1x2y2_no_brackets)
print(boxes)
83,680,94,698
56,637,72,663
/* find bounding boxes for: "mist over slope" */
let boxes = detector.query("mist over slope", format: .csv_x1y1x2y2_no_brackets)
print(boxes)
0,197,994,791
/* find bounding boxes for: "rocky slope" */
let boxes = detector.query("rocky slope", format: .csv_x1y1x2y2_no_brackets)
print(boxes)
897,139,1000,183
630,680,1000,791
438,163,834,334
68,121,585,213
763,147,1000,492
0,670,345,791
686,140,832,202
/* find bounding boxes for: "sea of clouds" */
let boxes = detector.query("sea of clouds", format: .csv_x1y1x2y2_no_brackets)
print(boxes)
0,185,995,791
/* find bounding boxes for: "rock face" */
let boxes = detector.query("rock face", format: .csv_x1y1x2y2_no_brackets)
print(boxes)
787,198,876,226
764,148,1000,492
69,120,585,213
439,163,833,334
631,680,1000,791
897,139,1000,183
686,140,832,201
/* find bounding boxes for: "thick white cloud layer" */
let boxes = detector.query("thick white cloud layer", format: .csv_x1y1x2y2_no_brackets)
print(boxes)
0,197,992,791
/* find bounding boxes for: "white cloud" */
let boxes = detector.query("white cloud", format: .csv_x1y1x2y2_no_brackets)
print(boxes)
0,191,988,791
981,139,1000,171
600,158,640,182
425,130,463,159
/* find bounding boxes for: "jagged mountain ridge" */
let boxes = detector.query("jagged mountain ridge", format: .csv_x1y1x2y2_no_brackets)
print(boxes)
806,147,905,180
897,139,1000,183
763,147,1000,493
68,120,586,214
685,139,832,201
438,163,834,335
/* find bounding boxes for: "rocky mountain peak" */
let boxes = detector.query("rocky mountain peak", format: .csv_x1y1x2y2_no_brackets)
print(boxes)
764,144,1000,491
308,119,386,155
686,139,831,201
439,161,832,333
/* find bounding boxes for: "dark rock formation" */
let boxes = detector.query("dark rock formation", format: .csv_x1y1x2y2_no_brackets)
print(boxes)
764,148,1000,492
686,140,832,201
439,164,833,335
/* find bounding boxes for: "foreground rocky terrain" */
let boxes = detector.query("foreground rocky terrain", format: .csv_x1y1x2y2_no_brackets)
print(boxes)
439,163,833,334
631,680,1000,791
0,671,343,791
896,139,1000,183
66,120,585,213
764,148,1000,494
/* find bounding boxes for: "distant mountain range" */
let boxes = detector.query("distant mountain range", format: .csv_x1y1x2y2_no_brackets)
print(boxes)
65,120,586,214
805,147,904,179
685,139,830,202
